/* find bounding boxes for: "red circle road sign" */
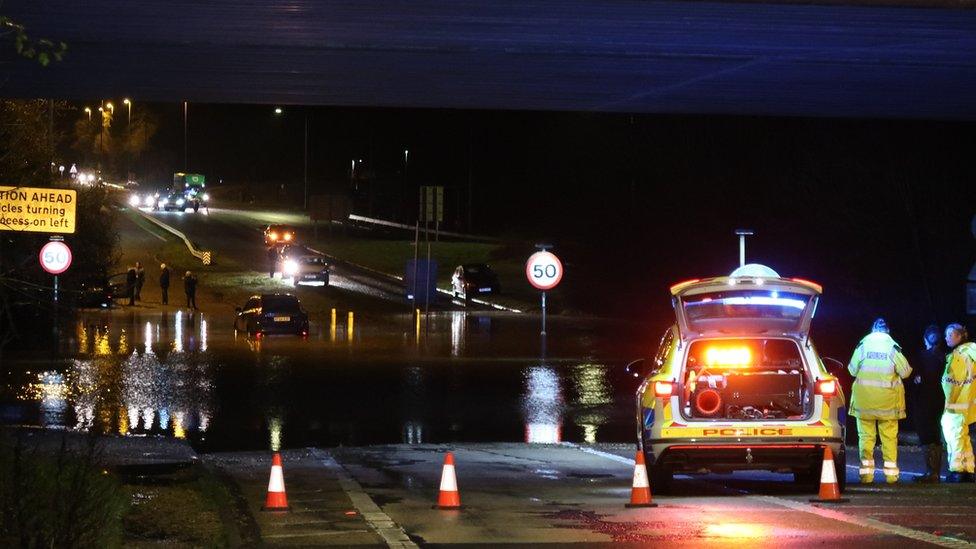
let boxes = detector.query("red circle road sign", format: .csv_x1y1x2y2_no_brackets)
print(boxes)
525,251,563,290
39,241,72,274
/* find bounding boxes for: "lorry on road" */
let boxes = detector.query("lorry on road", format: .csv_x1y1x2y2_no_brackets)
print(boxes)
170,172,209,212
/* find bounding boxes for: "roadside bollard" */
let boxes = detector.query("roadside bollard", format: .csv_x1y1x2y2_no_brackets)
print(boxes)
415,308,421,344
347,311,354,343
330,308,337,343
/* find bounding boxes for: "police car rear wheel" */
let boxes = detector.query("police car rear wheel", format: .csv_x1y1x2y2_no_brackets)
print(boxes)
646,456,672,495
834,448,847,493
793,466,819,489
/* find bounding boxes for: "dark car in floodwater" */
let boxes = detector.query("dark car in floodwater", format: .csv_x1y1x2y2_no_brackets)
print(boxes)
76,275,114,308
234,294,309,337
451,263,501,300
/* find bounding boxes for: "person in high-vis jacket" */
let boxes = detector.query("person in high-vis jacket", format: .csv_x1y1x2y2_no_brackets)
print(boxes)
941,323,976,483
848,318,913,484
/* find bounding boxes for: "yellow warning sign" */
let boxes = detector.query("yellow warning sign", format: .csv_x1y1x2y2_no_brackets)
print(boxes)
0,186,77,234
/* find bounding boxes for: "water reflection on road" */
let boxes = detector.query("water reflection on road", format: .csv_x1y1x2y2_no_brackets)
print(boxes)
6,309,640,452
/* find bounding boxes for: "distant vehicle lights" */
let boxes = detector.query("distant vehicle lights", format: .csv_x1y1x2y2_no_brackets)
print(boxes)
283,259,299,276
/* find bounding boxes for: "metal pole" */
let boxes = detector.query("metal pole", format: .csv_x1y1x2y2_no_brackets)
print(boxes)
183,101,188,171
541,291,546,336
734,229,753,267
303,114,309,210
739,235,745,267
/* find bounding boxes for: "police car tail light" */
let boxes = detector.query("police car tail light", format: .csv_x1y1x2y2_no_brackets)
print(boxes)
654,381,674,398
815,379,837,398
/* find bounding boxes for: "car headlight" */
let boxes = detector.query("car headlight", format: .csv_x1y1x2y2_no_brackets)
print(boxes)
283,233,292,241
269,232,278,241
160,198,169,205
202,193,209,201
176,198,185,206
128,195,141,207
283,259,299,276
144,195,154,206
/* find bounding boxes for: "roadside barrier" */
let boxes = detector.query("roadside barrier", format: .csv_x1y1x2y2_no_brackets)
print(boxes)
625,451,658,508
435,452,462,509
810,447,849,503
134,209,214,265
262,452,290,511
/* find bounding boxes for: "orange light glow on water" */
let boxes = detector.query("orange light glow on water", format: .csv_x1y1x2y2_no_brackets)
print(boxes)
705,346,752,367
704,523,766,539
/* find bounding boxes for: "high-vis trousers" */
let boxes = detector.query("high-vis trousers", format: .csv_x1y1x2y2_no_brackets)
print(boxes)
857,417,900,483
941,413,975,473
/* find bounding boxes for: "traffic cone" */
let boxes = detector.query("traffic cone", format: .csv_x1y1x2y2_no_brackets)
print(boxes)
435,452,462,509
262,452,290,511
810,447,849,503
625,451,658,508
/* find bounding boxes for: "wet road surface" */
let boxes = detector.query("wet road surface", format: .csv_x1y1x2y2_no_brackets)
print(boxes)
2,307,644,452
139,206,486,311
6,302,976,545
200,444,976,546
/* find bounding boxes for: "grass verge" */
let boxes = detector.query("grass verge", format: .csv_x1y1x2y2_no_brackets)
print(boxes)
121,463,245,547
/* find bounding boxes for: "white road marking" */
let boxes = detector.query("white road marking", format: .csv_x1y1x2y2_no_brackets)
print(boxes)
264,530,372,539
563,442,637,466
316,450,418,549
570,443,974,548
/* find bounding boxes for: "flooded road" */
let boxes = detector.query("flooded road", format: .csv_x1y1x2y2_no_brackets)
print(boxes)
2,308,648,452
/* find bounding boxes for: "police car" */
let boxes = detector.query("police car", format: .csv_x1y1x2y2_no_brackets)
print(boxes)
633,264,846,493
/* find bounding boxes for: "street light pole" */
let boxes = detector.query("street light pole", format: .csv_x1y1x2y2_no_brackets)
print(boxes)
183,101,188,171
274,107,310,210
123,98,131,181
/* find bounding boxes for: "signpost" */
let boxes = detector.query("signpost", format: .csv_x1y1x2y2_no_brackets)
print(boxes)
0,186,77,234
40,238,71,309
526,247,563,336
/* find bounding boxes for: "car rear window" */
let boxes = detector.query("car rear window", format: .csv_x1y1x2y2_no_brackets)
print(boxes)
684,290,810,328
262,296,301,312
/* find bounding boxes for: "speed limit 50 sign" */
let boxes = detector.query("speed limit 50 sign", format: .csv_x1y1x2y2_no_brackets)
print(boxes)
39,240,72,274
526,251,563,290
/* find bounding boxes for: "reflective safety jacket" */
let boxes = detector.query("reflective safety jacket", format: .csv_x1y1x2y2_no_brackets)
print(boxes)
943,341,976,425
848,332,913,419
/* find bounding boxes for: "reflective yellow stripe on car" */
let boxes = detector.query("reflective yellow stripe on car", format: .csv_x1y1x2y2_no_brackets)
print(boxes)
661,425,835,438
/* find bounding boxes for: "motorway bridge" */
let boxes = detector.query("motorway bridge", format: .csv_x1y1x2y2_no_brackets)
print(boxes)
1,0,975,119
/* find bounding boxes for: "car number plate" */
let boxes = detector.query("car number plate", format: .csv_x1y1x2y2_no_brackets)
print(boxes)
274,316,291,322
479,288,491,293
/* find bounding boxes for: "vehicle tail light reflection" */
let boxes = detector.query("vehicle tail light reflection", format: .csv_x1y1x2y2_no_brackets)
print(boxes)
654,381,674,398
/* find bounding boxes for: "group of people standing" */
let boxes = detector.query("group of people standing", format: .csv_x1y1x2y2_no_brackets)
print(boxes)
125,262,198,309
848,319,976,484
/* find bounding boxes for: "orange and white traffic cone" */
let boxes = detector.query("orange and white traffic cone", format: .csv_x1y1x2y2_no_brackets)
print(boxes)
262,452,290,511
809,447,849,503
625,451,658,508
435,452,462,509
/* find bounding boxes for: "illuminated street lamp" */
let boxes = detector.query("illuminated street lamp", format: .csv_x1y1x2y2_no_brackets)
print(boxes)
123,98,131,124
106,101,114,114
274,106,283,115
83,106,91,120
